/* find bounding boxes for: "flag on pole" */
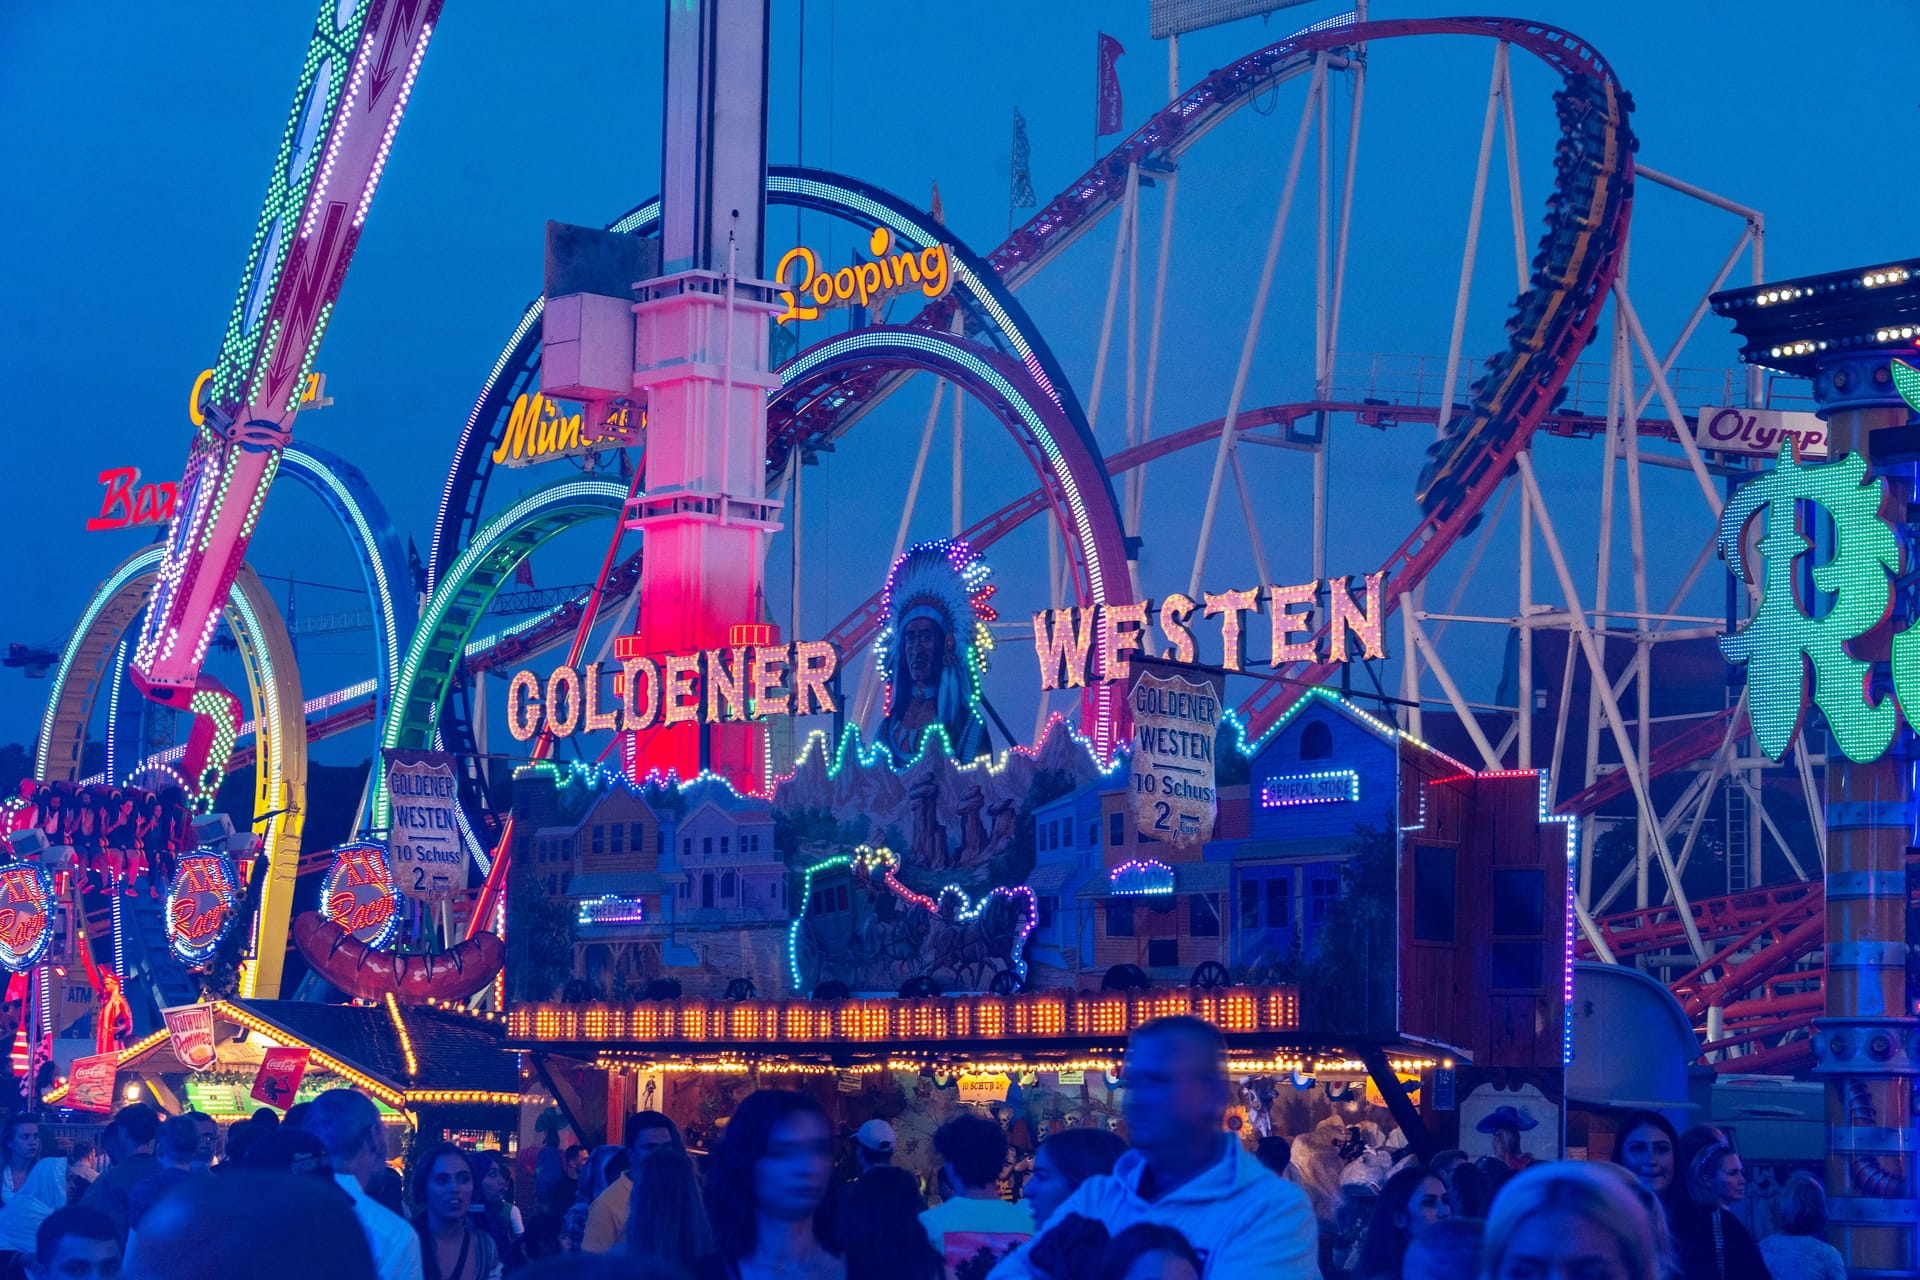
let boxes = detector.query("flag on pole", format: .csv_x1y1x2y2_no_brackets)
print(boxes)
1096,33,1126,137
931,180,945,226
1010,109,1036,210
514,556,535,590
406,536,427,596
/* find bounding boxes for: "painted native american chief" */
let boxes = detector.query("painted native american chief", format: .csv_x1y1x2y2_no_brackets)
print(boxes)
876,540,996,766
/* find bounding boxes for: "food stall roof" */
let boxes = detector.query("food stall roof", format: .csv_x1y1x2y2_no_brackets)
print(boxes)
44,998,521,1111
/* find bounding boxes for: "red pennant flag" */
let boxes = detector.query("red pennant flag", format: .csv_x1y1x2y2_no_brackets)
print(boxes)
250,1046,312,1109
930,180,945,226
1096,33,1126,137
514,557,536,590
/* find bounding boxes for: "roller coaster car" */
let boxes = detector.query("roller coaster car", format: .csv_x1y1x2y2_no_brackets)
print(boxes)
1533,261,1581,290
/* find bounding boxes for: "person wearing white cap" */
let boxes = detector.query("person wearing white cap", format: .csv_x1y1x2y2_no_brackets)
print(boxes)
823,1120,905,1254
853,1121,896,1174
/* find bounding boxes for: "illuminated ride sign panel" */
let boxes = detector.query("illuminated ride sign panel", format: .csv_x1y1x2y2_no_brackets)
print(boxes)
1689,406,1827,461
186,367,330,427
0,863,55,972
508,640,840,742
491,392,636,468
1032,573,1388,690
774,226,953,325
166,851,242,967
322,842,401,949
1721,363,1920,763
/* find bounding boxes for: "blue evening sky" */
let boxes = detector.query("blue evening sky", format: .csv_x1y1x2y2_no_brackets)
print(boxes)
2,1,1915,763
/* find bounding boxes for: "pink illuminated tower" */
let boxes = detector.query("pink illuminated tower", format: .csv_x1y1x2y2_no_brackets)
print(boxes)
625,0,781,786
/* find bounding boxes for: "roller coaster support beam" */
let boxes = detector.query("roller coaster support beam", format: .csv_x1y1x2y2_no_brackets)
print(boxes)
1517,452,1709,963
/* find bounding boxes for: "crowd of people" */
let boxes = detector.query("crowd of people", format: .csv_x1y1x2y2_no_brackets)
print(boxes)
0,1020,1846,1280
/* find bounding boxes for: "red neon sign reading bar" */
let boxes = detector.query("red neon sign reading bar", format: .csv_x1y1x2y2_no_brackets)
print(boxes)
86,468,178,532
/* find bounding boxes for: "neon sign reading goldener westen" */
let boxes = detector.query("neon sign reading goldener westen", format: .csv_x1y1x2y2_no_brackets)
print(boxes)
1031,574,1388,688
774,227,952,325
507,640,841,741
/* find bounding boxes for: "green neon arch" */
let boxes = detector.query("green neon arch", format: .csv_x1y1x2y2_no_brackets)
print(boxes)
371,478,632,837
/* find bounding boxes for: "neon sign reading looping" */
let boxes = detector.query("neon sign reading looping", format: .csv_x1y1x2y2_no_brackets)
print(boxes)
774,226,953,326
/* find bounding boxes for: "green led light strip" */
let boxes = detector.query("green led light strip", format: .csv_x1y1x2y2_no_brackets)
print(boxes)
1721,443,1900,761
1893,357,1920,415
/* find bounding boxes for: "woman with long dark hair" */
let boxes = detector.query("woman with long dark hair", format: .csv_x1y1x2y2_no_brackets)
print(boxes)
837,1165,939,1280
0,1115,45,1206
1610,1111,1682,1204
469,1150,526,1271
627,1146,712,1273
413,1143,502,1280
1349,1164,1451,1280
694,1090,842,1280
0,1113,67,1256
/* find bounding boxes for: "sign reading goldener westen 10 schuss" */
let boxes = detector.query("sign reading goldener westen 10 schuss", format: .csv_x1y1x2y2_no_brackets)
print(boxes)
382,749,467,903
1130,666,1223,848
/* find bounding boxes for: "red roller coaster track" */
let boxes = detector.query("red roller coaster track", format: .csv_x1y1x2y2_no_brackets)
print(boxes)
1578,882,1826,1072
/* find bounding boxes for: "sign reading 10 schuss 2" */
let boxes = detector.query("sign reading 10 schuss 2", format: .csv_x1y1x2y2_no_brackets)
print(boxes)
381,749,468,903
1128,665,1223,848
1721,358,1920,764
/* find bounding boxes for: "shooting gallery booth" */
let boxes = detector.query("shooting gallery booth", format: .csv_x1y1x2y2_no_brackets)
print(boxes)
507,982,1482,1196
505,684,1581,1168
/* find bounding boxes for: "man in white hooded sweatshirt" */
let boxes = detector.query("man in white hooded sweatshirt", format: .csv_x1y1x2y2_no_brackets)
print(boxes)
990,1016,1320,1278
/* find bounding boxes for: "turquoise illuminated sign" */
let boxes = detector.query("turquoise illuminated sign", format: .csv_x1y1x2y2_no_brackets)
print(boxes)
1722,359,1920,762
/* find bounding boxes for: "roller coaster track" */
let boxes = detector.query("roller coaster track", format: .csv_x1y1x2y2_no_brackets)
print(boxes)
1555,707,1748,818
822,398,1701,659
1579,882,1826,1071
427,15,1639,782
729,15,1640,745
